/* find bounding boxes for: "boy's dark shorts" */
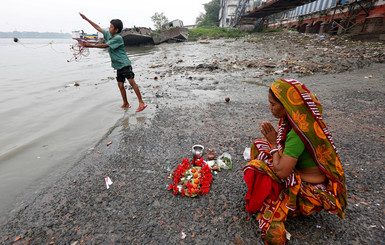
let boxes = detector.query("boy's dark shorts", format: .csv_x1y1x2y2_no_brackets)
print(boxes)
116,65,135,82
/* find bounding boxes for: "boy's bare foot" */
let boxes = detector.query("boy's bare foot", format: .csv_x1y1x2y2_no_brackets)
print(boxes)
120,104,131,108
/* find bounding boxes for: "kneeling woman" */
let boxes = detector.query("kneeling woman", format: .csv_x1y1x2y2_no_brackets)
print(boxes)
243,79,347,244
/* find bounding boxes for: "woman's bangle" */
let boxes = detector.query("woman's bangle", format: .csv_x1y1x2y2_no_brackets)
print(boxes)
270,148,279,156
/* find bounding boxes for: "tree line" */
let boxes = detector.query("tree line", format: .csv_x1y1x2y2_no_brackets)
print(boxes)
151,0,220,30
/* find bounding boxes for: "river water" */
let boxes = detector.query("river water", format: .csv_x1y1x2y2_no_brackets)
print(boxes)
0,38,159,221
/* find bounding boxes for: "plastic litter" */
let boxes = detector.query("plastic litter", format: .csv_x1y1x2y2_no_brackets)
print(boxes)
105,177,113,189
285,230,291,240
217,153,232,170
243,147,251,161
206,160,216,168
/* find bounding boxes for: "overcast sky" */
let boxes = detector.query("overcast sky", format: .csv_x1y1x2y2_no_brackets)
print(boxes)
0,0,211,33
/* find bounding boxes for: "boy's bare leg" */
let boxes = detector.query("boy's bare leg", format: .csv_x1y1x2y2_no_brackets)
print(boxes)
118,82,130,108
128,79,146,109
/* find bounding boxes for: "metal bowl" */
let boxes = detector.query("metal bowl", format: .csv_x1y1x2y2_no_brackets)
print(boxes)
192,145,204,159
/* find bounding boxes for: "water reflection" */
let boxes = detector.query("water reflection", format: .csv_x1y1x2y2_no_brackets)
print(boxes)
125,45,159,58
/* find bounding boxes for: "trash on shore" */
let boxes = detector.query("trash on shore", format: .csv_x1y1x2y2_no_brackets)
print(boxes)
243,147,251,161
105,177,113,189
225,97,230,102
217,153,232,170
149,64,163,68
285,230,291,240
142,32,384,80
107,140,112,146
196,64,219,71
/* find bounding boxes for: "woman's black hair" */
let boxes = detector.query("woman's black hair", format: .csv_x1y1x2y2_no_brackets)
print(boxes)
110,19,123,33
269,88,283,105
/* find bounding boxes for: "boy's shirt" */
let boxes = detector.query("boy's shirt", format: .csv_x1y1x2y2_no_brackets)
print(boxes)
102,29,131,70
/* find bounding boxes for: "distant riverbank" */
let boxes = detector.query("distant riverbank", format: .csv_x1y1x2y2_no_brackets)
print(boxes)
0,31,71,39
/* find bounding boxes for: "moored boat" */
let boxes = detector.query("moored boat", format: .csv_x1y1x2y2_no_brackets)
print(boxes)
72,30,101,44
121,27,154,46
152,27,189,45
152,20,189,45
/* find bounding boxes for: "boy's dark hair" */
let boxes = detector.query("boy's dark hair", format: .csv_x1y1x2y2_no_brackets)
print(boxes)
110,19,123,33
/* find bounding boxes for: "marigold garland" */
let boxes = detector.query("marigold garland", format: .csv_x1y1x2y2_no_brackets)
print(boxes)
168,158,213,197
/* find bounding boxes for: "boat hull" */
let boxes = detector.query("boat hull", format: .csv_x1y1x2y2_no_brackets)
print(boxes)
152,27,189,45
122,33,154,46
121,28,154,46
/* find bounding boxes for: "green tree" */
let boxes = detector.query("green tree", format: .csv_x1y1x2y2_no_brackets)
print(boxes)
151,12,169,30
195,12,205,25
196,0,220,27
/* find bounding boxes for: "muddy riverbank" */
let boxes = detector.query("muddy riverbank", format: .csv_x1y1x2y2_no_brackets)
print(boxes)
1,31,384,244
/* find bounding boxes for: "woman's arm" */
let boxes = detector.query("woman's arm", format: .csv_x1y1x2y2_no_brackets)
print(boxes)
261,121,297,179
79,13,103,33
270,150,298,179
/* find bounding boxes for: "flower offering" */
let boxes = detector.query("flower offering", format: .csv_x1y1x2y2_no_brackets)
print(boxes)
168,158,213,197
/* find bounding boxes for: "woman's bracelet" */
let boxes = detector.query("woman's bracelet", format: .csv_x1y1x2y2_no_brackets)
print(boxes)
270,148,279,156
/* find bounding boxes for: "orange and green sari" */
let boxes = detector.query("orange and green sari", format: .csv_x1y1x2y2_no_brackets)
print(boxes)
243,79,347,245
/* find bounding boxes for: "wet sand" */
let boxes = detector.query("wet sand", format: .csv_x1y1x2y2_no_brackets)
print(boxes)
0,32,384,244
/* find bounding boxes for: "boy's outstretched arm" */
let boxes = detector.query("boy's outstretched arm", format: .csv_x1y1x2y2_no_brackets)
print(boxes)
79,13,102,33
83,43,109,48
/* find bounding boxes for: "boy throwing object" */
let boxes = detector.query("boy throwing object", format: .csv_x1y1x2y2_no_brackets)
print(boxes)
79,13,147,112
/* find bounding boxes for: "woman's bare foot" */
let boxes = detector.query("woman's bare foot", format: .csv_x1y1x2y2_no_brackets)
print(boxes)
120,103,131,108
